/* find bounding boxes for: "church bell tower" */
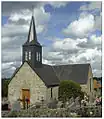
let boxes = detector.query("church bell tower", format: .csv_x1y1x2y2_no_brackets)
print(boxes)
22,12,42,68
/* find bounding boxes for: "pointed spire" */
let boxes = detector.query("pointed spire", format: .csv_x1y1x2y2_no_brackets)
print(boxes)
27,6,38,44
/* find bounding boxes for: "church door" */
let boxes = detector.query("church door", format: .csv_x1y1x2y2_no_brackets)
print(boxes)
22,89,30,108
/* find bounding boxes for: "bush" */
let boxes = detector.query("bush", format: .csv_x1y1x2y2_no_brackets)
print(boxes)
58,80,83,103
2,105,101,117
76,106,102,117
7,111,18,117
2,79,11,97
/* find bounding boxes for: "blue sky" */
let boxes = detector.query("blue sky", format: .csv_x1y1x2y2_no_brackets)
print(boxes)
44,2,86,38
2,16,8,25
2,1,102,78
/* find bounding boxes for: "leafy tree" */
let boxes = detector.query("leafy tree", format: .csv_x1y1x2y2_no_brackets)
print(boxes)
2,78,11,97
58,80,83,103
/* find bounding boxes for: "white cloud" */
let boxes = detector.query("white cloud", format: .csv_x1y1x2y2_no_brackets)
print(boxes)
2,6,51,78
77,34,102,49
8,7,50,25
2,24,28,37
69,48,102,77
48,2,68,8
36,25,45,34
2,47,22,63
33,7,50,25
62,13,95,38
79,2,102,31
2,2,101,78
2,62,17,78
2,2,68,16
90,34,101,44
2,6,50,38
2,34,102,77
52,38,81,51
2,34,101,77
46,52,63,60
43,36,101,77
94,12,102,30
79,2,101,11
72,48,101,63
2,2,45,16
8,9,31,22
2,35,26,50
2,62,14,70
93,69,102,77
1,37,11,44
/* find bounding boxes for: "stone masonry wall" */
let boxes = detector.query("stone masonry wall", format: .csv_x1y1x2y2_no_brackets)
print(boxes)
8,62,47,106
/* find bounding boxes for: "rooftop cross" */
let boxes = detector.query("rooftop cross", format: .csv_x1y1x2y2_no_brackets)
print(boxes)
32,5,34,16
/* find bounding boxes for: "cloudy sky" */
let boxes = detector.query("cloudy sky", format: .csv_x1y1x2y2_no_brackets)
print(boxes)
2,1,102,78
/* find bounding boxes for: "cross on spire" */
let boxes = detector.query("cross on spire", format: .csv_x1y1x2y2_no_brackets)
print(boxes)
32,5,34,16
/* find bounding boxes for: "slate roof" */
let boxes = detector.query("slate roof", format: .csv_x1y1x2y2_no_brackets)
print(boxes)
11,63,59,88
11,62,90,87
34,64,60,88
52,63,90,84
23,40,41,46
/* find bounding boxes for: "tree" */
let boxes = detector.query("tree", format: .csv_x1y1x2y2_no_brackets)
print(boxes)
58,80,83,103
2,78,11,97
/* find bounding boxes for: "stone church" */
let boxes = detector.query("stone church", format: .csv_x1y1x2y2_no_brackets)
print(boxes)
8,14,94,107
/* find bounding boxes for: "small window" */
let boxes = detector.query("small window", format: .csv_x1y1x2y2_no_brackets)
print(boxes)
51,88,53,98
29,51,31,60
36,52,38,61
38,53,40,61
25,51,28,61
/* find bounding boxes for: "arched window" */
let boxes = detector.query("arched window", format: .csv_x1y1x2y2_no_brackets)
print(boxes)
29,51,31,60
25,51,28,61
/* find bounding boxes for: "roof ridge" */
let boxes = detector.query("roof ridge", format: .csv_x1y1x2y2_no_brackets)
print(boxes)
54,63,90,67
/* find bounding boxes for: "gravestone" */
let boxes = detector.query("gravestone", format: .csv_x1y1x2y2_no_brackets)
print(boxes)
47,98,57,109
68,97,80,110
75,97,80,104
68,102,75,109
65,101,69,108
75,97,80,108
69,97,73,104
11,100,21,111
57,101,63,108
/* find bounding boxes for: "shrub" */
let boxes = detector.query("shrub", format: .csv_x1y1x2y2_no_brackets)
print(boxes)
7,111,18,117
2,79,11,97
76,106,102,117
58,80,83,103
2,105,102,117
